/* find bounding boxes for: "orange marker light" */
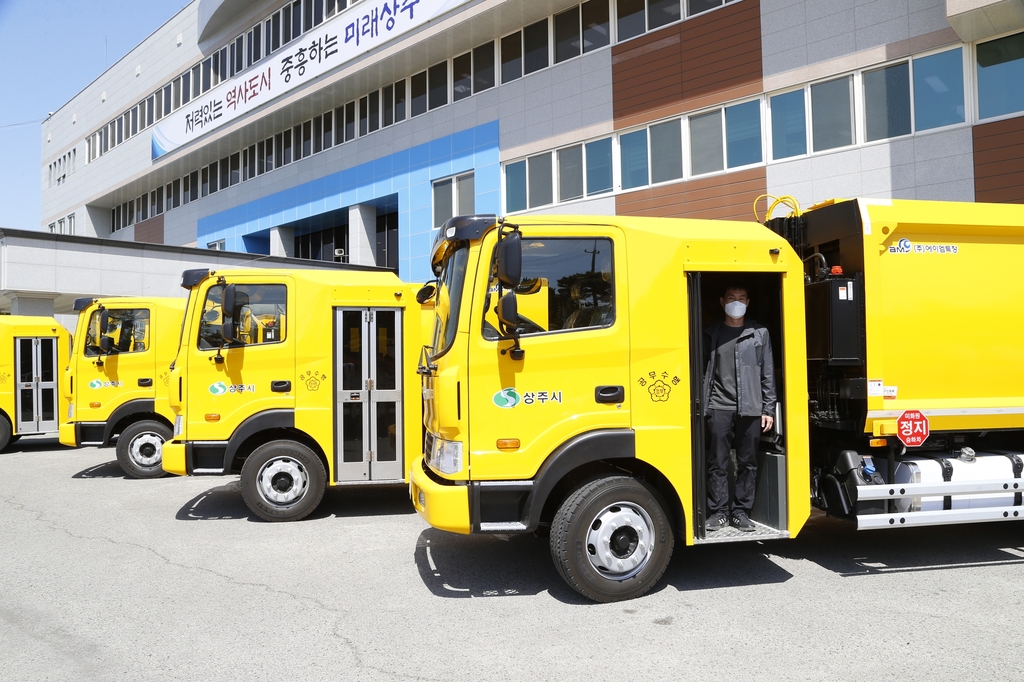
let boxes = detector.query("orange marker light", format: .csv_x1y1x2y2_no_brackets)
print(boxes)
89,402,101,409
869,438,887,448
496,439,520,450
831,265,844,276
205,414,221,422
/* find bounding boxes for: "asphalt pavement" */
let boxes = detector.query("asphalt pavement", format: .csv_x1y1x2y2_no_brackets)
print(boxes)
2,437,1023,681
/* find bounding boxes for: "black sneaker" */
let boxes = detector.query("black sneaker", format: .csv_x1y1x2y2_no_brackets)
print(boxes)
731,511,755,532
705,512,728,532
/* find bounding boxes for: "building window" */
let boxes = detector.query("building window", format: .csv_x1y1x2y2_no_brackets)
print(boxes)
650,119,683,183
208,239,225,250
501,31,522,83
586,138,614,195
555,7,581,64
411,72,427,116
617,0,645,41
558,145,584,201
473,42,495,93
619,129,649,189
913,48,965,131
725,100,762,168
433,172,475,227
66,213,75,235
529,153,554,208
691,110,724,175
453,53,472,101
523,19,549,75
810,76,854,152
977,32,1024,120
582,0,610,52
769,89,806,160
428,61,448,110
863,62,911,142
48,222,56,234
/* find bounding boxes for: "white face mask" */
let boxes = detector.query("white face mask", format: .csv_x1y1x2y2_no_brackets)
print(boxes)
724,301,747,319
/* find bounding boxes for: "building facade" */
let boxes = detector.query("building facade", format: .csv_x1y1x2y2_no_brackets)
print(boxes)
41,0,1024,283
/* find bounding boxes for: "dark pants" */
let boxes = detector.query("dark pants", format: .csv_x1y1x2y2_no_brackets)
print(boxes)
707,409,760,514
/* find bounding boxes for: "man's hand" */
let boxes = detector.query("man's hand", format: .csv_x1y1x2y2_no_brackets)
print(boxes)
761,414,774,432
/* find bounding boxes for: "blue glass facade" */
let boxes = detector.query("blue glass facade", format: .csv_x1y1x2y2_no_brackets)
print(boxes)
197,121,500,282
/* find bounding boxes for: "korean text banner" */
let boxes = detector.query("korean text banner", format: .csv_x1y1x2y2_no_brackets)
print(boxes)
151,0,469,160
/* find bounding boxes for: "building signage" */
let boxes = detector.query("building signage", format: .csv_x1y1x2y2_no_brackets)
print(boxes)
151,0,468,160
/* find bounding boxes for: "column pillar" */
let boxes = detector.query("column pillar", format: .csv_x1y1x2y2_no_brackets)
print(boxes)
269,226,295,258
348,204,377,266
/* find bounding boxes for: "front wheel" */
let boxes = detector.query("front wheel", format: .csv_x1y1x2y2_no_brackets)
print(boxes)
116,420,172,479
550,476,674,602
240,440,326,522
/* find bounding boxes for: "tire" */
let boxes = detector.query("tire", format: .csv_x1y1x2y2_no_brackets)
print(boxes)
550,476,674,603
8,435,20,444
0,418,11,452
240,440,326,522
116,420,172,479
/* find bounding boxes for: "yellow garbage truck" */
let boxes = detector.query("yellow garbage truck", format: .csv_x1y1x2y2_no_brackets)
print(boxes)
61,297,186,478
411,201,1024,601
0,316,71,451
162,267,431,521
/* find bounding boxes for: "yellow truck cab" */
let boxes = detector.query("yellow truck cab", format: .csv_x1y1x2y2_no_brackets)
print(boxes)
61,297,186,478
412,202,1024,602
162,267,431,521
0,316,71,452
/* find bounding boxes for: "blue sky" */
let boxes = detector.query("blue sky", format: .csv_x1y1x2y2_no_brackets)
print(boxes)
0,0,187,231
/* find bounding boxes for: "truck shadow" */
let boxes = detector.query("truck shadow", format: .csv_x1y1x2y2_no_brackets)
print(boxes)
176,481,415,522
0,436,66,455
72,460,130,479
767,510,1024,576
414,527,793,603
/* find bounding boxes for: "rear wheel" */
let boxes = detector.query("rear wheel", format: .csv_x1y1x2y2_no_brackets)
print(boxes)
550,476,674,602
0,418,11,452
116,420,172,479
240,440,326,522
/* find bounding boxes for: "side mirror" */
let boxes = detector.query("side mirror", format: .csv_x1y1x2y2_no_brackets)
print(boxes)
496,292,518,335
496,231,522,288
99,336,114,354
415,282,437,305
99,309,110,334
222,284,237,319
221,284,237,344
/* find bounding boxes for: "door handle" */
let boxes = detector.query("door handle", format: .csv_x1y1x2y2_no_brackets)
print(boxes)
595,385,624,404
271,380,292,393
138,378,153,387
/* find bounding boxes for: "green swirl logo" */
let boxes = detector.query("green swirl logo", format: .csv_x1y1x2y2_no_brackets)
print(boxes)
492,388,521,409
88,379,103,389
209,382,228,395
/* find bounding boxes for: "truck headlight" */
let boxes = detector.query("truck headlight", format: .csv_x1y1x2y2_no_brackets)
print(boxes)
430,437,463,475
173,415,183,437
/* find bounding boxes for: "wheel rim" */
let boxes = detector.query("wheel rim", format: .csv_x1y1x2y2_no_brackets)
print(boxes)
256,457,309,507
585,502,656,580
128,432,164,467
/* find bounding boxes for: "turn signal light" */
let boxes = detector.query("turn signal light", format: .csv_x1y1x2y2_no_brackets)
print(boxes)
496,438,520,450
205,414,221,422
89,402,101,408
831,265,844,275
869,438,887,448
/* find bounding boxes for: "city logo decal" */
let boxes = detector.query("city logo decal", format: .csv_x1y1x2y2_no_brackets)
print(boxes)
89,379,124,389
209,382,228,395
493,388,521,409
492,388,564,408
638,370,681,403
299,370,327,391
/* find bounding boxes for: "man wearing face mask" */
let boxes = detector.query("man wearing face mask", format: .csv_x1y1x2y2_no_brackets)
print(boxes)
702,284,776,533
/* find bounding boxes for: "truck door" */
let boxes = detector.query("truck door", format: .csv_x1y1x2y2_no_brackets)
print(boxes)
77,307,155,427
185,280,295,444
15,337,58,434
467,231,630,481
334,308,404,482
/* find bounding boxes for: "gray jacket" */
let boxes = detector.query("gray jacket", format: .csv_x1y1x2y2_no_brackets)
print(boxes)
702,319,777,418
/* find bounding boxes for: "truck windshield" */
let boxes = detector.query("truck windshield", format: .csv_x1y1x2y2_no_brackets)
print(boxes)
431,242,469,360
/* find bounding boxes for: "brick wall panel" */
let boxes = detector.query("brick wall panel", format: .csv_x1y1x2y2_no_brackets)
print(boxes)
615,167,767,221
974,117,1024,204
